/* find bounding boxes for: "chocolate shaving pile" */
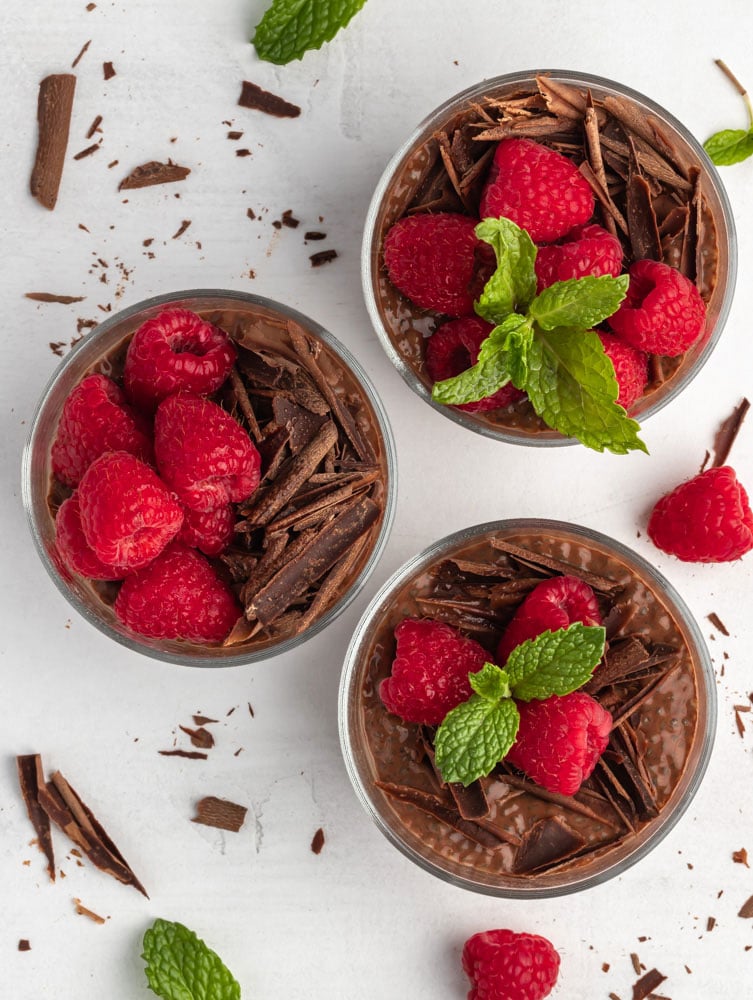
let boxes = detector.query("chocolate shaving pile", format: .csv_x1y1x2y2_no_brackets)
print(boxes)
118,160,191,191
238,80,301,119
30,74,76,210
192,796,247,832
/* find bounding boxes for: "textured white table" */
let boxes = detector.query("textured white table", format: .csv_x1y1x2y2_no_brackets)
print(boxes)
2,1,753,996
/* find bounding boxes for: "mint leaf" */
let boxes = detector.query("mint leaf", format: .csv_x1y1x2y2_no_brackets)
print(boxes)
704,128,753,166
430,314,531,405
529,275,628,331
474,218,538,323
505,623,606,701
142,919,241,1000
524,329,648,454
435,687,520,787
469,661,512,700
252,0,368,65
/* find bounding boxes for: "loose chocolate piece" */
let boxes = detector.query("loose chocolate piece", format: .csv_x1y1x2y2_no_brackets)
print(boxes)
73,142,101,160
711,397,750,468
18,940,31,951
707,612,730,636
227,130,243,140
73,898,106,924
25,292,85,304
512,816,586,874
179,725,214,750
30,74,77,210
86,114,103,139
281,209,300,228
103,61,116,80
118,160,190,191
310,828,325,854
71,39,91,68
193,714,218,726
304,230,326,240
489,537,621,594
733,848,749,866
739,895,753,918
309,249,338,267
192,796,247,832
16,755,55,881
238,80,301,118
631,968,667,1000
171,219,191,239
158,749,208,760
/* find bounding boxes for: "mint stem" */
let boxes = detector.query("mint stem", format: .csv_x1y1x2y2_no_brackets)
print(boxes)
714,58,753,129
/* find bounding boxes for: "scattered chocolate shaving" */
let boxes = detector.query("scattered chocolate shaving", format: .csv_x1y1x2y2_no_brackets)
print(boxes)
309,249,338,267
707,916,716,931
16,755,55,881
733,848,749,866
158,749,208,760
512,816,587,873
50,341,65,356
103,61,116,80
630,954,643,976
227,130,243,140
711,398,750,468
734,708,746,738
86,2,96,8
25,292,85,304
707,612,730,636
281,209,300,228
192,796,247,832
30,74,77,210
741,896,753,918
73,142,101,160
193,714,218,726
118,160,190,191
236,148,252,157
304,230,326,240
310,828,325,854
171,219,192,239
179,725,214,750
71,39,91,68
632,969,667,1000
86,114,103,139
238,81,301,118
18,940,31,952
489,537,620,593
73,898,106,924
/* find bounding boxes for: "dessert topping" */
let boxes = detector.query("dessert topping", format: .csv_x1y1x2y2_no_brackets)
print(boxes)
704,60,753,165
16,755,55,882
30,74,76,210
191,796,248,833
142,918,240,1000
118,160,191,191
237,79,301,118
251,0,368,66
462,928,560,1000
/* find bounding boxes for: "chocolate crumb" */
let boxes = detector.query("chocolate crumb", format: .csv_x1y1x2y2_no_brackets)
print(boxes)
30,74,77,210
26,292,85,304
142,238,154,247
602,963,610,973
86,114,103,139
107,159,118,168
706,916,716,931
236,148,252,157
118,160,190,191
71,39,91,69
171,219,192,240
158,749,207,760
309,249,338,268
103,61,116,80
18,940,31,951
73,898,106,924
73,142,101,160
86,2,96,9
281,209,300,228
192,714,218,726
630,954,643,976
304,230,326,241
248,702,254,718
738,895,753,918
50,341,66,356
192,796,247,832
310,827,325,854
733,848,749,867
179,725,214,749
227,130,243,140
707,612,730,636
226,706,236,716
238,80,301,118
246,208,256,220
632,969,667,1000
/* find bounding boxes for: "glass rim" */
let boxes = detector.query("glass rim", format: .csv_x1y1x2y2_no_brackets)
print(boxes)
338,517,717,897
22,288,398,667
362,68,738,447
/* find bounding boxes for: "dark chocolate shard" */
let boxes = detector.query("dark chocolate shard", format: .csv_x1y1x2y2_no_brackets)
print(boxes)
309,249,338,267
16,754,55,881
310,828,325,854
297,534,368,632
238,80,300,118
585,635,649,693
489,537,620,593
229,367,262,442
631,968,667,1000
272,396,327,454
626,170,662,262
103,61,116,80
513,816,586,874
192,796,247,832
25,292,85,304
707,612,730,637
179,725,215,750
498,771,621,830
158,749,208,760
603,729,658,821
711,398,750,468
30,74,77,210
738,895,753,918
419,730,490,820
118,160,190,191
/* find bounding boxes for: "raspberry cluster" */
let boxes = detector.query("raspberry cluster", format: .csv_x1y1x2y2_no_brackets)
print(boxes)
51,308,255,644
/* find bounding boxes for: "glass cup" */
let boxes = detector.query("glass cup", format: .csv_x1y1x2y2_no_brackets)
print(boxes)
23,290,397,666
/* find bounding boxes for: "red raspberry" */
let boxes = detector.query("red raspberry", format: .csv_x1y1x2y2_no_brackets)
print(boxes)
425,317,526,412
383,212,494,317
55,494,129,580
479,138,594,243
535,223,623,291
497,575,601,665
608,259,706,356
598,332,649,410
379,618,489,725
178,504,236,557
462,928,560,1000
506,691,612,795
77,451,184,572
114,542,241,643
154,393,261,512
648,465,753,562
51,373,154,488
124,308,237,411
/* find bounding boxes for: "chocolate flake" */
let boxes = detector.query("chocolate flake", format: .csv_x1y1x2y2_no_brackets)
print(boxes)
16,755,55,881
310,827,325,854
171,219,192,239
158,749,208,760
118,160,190,191
73,142,101,160
632,969,667,1000
238,80,301,118
707,612,730,636
179,725,215,750
71,39,91,68
740,895,753,918
711,398,750,468
513,816,587,874
489,537,620,593
86,114,103,139
25,292,85,304
103,61,116,80
193,714,218,726
18,940,31,951
304,230,326,240
30,74,77,210
73,898,106,924
309,249,338,267
227,130,243,140
192,796,247,832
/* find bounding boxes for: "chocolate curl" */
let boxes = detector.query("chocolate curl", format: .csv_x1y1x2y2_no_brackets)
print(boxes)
30,74,76,209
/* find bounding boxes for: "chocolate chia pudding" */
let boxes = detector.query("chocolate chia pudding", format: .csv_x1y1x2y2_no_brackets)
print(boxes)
339,520,715,896
25,291,395,666
362,70,736,444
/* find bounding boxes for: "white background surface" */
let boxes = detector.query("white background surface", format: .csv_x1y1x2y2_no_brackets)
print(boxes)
2,1,753,997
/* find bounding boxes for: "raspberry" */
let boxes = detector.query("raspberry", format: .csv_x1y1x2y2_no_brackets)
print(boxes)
462,928,560,1000
178,503,236,557
497,575,602,665
114,542,240,643
479,138,594,243
55,494,129,580
77,451,184,572
154,392,261,512
598,332,649,410
379,618,489,725
506,691,612,795
383,212,493,317
425,317,526,412
648,465,753,562
535,223,623,291
124,307,237,411
51,373,154,488
608,259,706,356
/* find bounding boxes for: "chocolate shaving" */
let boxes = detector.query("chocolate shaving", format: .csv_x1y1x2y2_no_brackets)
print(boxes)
18,940,31,951
103,61,116,80
179,725,214,750
498,771,621,830
739,895,753,918
304,230,326,240
310,828,325,854
86,114,103,139
158,749,208,760
25,292,85,304
297,534,368,632
73,142,101,160
16,755,55,881
632,969,667,1000
711,398,750,468
192,796,247,832
171,219,192,239
489,537,620,593
419,731,490,820
513,816,586,874
229,366,262,442
193,715,218,726
627,170,662,262
310,249,338,267
73,898,106,924
585,636,649,692
707,612,730,636
238,80,301,118
272,396,327,454
118,160,190,191
30,74,77,210
71,39,91,68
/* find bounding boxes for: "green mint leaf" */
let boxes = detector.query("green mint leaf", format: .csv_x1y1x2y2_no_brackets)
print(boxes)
529,275,629,331
524,329,648,454
435,690,519,786
474,217,538,323
430,314,531,406
703,128,753,166
505,623,606,701
469,661,511,701
252,0,368,65
142,919,241,1000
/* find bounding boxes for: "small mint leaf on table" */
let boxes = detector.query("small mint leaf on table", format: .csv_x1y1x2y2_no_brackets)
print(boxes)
142,918,241,1000
505,623,606,702
252,0,368,65
474,217,538,323
529,274,628,331
431,314,531,406
704,59,753,166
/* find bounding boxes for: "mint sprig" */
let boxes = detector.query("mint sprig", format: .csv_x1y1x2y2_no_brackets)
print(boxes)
434,622,605,786
252,0,368,65
142,919,241,1000
704,59,753,166
430,216,647,455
